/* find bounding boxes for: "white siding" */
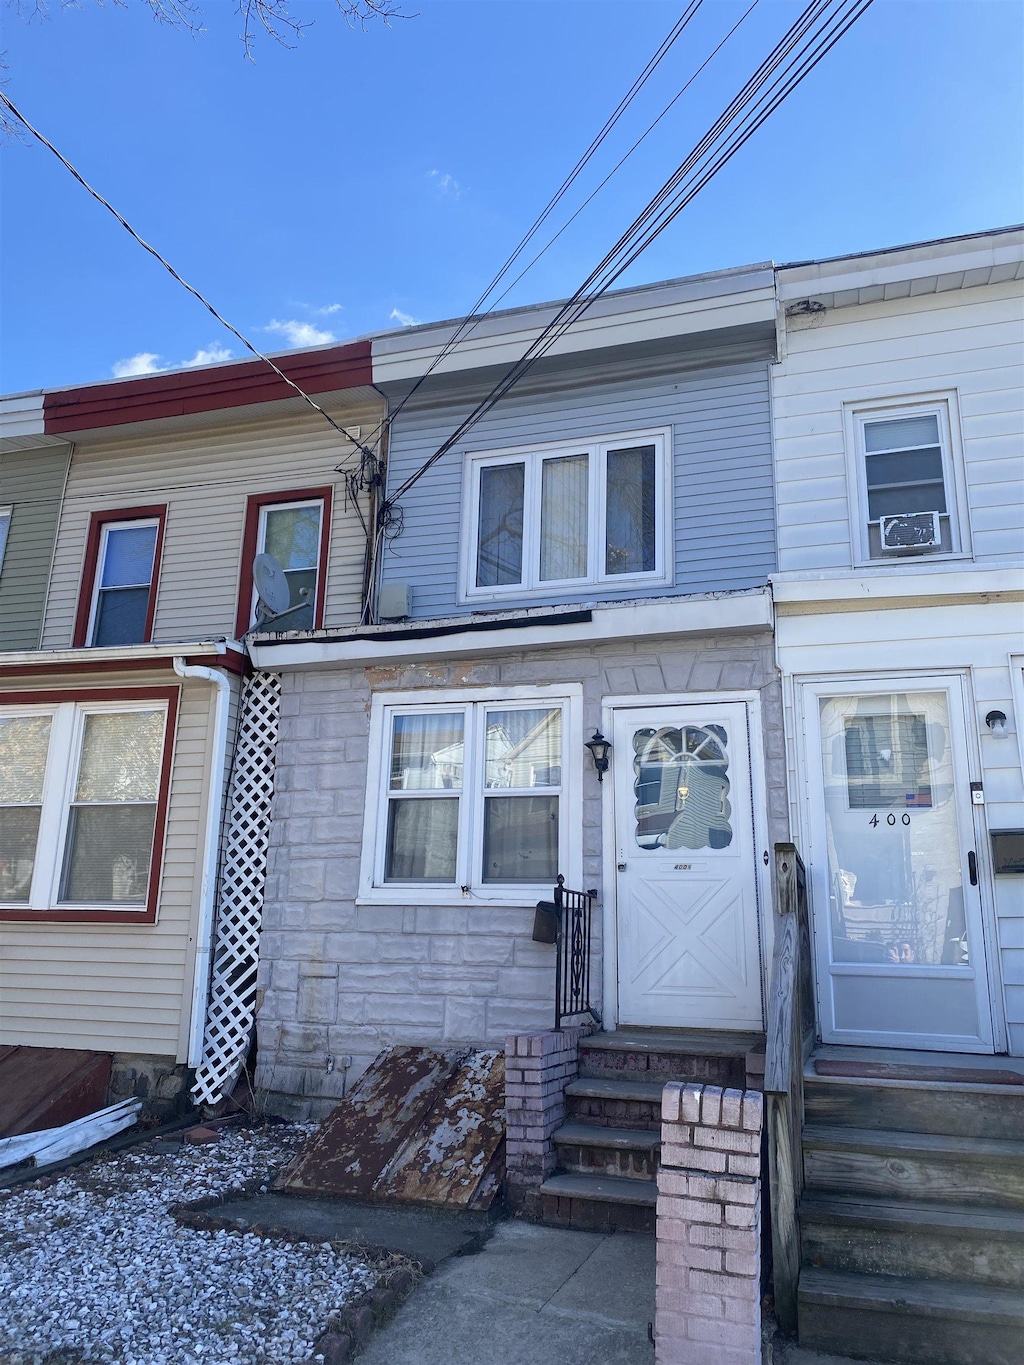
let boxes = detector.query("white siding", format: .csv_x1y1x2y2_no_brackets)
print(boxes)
0,672,233,1060
41,400,383,648
773,282,1024,572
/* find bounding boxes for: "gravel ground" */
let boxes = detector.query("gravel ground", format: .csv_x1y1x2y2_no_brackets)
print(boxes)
0,1122,380,1365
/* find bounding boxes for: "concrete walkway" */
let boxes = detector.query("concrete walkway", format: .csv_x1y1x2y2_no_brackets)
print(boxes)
358,1220,656,1365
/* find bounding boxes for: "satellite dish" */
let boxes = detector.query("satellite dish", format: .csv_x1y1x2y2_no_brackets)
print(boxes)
253,553,291,616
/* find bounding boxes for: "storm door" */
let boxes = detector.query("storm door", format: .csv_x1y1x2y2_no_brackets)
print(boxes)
807,680,994,1051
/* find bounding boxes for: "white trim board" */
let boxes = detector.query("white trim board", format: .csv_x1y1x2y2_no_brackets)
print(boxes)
248,590,774,672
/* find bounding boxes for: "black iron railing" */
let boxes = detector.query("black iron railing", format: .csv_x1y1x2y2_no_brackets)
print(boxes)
551,875,601,1031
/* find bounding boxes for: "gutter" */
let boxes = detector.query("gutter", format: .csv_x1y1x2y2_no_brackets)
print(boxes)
173,649,232,1069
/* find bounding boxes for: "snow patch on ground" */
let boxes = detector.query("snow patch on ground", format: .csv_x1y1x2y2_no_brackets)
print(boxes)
0,1123,377,1365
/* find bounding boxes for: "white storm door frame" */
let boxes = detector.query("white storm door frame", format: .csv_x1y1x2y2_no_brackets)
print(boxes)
599,691,773,1034
796,670,1003,1052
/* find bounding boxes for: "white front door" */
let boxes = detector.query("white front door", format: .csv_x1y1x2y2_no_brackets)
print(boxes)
612,702,764,1030
806,678,995,1051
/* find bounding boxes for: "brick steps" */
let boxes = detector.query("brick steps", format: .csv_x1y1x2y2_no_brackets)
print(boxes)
539,1171,657,1232
552,1121,660,1180
540,1030,758,1234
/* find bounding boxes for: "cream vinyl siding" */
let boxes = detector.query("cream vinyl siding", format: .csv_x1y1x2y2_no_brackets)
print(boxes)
0,671,233,1059
41,399,382,648
773,282,1024,571
0,445,70,650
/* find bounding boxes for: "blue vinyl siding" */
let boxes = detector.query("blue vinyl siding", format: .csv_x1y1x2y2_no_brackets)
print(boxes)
380,343,776,619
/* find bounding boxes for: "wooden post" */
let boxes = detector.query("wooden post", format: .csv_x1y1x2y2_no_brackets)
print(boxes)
765,842,808,1338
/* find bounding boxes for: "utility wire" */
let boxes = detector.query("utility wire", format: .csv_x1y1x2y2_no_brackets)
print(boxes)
0,90,379,479
381,1,704,435
384,0,872,512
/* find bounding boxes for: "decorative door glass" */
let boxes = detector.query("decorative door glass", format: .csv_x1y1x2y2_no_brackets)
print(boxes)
819,691,967,968
632,724,733,851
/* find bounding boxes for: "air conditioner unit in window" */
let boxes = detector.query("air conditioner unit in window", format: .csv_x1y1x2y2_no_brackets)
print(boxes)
880,510,941,552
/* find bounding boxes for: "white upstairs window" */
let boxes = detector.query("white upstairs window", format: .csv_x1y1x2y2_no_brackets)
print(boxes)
0,506,11,577
461,429,672,600
848,398,969,564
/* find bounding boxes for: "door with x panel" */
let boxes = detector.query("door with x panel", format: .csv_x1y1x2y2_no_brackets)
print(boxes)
612,703,763,1029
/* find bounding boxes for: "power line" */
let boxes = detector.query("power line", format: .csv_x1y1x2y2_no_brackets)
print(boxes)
0,90,379,480
384,0,872,514
381,2,705,434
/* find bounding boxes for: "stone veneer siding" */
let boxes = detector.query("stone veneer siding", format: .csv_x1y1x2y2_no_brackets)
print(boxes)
254,631,786,1117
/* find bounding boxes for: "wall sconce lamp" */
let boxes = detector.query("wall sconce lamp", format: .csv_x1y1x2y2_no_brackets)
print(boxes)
585,730,612,782
985,710,1009,739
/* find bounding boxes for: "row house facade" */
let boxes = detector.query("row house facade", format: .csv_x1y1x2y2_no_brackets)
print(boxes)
772,227,1024,1056
3,224,1021,1360
246,264,791,1113
0,346,382,1110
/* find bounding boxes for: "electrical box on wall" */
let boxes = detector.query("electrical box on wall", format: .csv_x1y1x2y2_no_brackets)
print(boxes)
378,582,411,621
991,831,1024,875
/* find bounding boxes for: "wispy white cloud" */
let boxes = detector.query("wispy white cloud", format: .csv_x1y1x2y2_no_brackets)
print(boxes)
112,352,165,378
182,345,234,368
429,169,463,199
264,318,336,348
389,308,422,328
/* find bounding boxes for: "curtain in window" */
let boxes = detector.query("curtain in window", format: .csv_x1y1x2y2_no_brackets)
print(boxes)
605,445,656,575
60,710,165,904
0,715,51,902
385,798,460,882
540,454,588,581
385,712,463,882
476,463,525,587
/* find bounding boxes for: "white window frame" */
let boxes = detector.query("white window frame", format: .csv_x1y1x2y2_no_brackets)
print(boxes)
87,516,161,647
250,497,325,627
359,685,583,905
0,698,170,914
0,505,11,577
458,428,673,603
843,392,971,568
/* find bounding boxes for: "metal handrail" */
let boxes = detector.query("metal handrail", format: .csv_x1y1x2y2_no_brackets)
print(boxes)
552,875,601,1031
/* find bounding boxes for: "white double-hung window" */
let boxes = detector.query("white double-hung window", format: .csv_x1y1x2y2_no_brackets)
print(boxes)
461,429,672,600
847,397,969,563
0,697,171,921
361,688,582,902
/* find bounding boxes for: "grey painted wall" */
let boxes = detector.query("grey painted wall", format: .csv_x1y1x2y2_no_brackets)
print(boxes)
380,341,776,620
0,446,70,651
254,632,787,1120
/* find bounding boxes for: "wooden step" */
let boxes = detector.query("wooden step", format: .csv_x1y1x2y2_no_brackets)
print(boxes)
804,1070,1024,1141
539,1171,657,1233
565,1076,664,1131
552,1121,660,1180
798,1268,1024,1365
802,1123,1024,1210
800,1191,1024,1290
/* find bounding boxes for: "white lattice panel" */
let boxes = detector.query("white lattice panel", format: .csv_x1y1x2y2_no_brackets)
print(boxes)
192,672,282,1106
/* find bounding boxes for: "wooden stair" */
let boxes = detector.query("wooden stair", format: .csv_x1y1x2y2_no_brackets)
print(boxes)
795,1052,1024,1365
538,1028,762,1233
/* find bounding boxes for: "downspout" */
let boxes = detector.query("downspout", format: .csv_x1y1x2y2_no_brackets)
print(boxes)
173,649,232,1068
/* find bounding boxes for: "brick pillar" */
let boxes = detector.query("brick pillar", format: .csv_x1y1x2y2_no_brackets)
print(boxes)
655,1082,764,1365
504,1027,589,1215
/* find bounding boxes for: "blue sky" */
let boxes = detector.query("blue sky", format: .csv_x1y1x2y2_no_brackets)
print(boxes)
2,0,1022,393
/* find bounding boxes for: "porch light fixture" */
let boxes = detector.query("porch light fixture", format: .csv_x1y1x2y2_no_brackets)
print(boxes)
585,730,612,782
985,710,1009,738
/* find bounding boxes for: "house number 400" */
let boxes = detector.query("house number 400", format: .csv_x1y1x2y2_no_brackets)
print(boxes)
869,814,911,827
